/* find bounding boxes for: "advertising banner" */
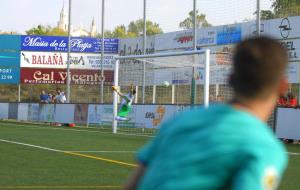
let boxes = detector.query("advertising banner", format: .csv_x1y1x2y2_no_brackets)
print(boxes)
242,16,300,40
217,24,242,45
134,105,179,128
276,108,300,140
119,36,155,56
155,30,194,51
280,39,300,62
74,104,88,124
20,68,113,85
287,62,300,83
20,51,115,70
0,35,21,50
0,67,20,84
21,35,118,53
0,51,20,67
197,28,217,47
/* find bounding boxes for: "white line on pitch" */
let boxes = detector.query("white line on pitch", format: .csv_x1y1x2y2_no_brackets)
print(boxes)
0,139,135,154
0,139,63,152
0,122,155,137
288,152,300,155
65,150,136,153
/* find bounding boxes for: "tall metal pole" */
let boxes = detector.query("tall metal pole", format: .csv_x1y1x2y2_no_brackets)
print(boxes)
142,0,147,104
66,0,72,103
191,0,197,105
256,0,261,36
193,0,197,50
101,0,105,103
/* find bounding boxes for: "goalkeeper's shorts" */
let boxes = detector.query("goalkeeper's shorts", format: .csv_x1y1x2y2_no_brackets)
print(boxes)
118,104,131,117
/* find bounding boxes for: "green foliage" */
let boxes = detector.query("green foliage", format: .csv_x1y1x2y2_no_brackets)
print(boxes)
261,10,276,20
103,19,163,39
272,0,300,17
26,25,68,36
179,10,212,29
261,0,300,20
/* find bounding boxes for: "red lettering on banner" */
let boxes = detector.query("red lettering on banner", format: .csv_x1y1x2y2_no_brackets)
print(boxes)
32,55,37,64
21,68,114,85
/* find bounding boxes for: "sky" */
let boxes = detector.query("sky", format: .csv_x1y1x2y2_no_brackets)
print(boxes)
0,0,273,34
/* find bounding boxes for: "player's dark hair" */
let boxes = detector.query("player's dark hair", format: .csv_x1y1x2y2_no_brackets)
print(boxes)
229,37,288,99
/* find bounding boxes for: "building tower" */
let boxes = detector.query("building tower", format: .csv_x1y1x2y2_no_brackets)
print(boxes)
57,2,68,31
90,17,97,37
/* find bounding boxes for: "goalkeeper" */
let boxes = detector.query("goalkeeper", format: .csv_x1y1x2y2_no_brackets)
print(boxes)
112,86,136,121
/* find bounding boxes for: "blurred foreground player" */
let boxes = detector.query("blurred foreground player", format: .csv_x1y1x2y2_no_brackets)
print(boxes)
125,37,289,190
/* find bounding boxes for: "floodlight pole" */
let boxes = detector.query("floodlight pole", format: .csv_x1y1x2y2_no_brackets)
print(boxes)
66,0,72,103
101,0,105,103
142,0,147,104
191,0,197,106
112,59,119,134
256,0,261,36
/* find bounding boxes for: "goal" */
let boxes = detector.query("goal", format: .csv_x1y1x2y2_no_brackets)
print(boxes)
112,50,233,134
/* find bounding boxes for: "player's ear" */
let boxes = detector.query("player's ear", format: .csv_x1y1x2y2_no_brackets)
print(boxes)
278,77,289,96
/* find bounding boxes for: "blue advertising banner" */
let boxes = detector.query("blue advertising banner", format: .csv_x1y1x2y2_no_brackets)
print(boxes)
0,51,20,67
0,35,21,50
0,67,20,84
217,25,241,45
21,35,118,53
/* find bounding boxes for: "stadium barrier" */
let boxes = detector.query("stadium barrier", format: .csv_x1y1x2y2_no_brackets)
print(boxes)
0,102,191,129
276,106,300,140
2,102,293,138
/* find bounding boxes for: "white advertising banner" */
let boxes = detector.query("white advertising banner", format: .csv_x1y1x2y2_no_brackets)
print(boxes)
242,16,300,40
280,39,300,62
155,30,194,51
20,51,115,70
119,36,155,55
54,104,75,123
276,107,300,140
287,62,300,83
134,105,178,128
0,103,9,119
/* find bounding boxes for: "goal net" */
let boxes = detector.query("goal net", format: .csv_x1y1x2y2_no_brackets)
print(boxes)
112,50,233,134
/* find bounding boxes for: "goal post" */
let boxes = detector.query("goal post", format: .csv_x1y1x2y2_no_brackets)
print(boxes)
112,49,231,133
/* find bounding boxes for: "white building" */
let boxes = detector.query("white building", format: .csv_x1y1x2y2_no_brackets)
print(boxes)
57,3,97,37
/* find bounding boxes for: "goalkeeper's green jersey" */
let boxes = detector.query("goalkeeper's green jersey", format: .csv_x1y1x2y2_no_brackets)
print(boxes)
137,104,288,190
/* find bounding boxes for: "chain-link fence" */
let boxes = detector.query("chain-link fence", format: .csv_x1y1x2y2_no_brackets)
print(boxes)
0,0,299,105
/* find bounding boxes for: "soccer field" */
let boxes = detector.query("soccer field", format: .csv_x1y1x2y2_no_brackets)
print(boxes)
0,121,299,190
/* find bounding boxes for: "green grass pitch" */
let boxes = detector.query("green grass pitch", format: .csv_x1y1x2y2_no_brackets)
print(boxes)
0,121,299,190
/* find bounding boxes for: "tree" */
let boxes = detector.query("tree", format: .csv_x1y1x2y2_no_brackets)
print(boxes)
261,10,276,20
101,19,163,39
272,0,300,17
260,0,300,20
26,25,67,36
179,10,212,30
128,19,163,36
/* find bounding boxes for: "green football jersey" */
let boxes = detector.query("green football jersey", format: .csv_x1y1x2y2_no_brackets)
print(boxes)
137,104,288,190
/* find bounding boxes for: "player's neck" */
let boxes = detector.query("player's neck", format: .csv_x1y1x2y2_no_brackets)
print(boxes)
231,95,277,122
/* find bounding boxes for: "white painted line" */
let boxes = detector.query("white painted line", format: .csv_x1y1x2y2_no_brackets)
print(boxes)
288,152,300,155
0,139,136,154
0,122,155,138
0,138,137,167
0,139,63,153
65,150,136,153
